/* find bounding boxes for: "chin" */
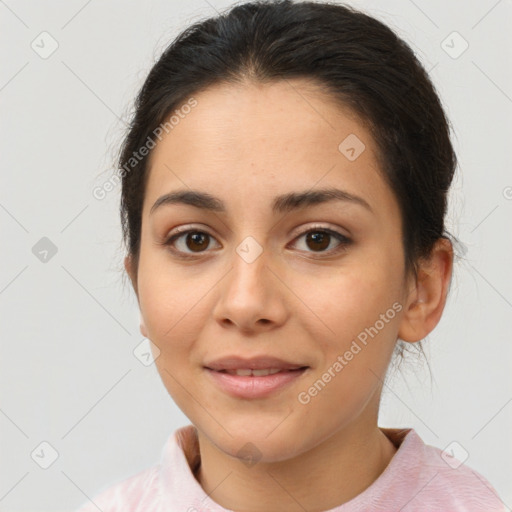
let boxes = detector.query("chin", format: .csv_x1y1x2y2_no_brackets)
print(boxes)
204,421,308,465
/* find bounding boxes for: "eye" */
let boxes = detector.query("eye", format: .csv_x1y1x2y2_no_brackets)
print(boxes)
163,228,220,257
162,225,352,259
289,227,351,256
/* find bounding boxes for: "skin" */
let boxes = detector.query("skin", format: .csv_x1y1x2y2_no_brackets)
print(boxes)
124,79,453,511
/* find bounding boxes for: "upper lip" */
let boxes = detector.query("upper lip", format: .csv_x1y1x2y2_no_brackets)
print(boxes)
204,356,309,371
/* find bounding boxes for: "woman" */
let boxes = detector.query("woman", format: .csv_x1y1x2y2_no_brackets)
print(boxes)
77,1,506,510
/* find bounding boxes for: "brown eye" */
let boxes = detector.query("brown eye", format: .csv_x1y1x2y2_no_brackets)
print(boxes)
305,231,330,251
163,229,220,258
163,226,351,259
165,229,220,257
291,228,351,256
184,232,210,252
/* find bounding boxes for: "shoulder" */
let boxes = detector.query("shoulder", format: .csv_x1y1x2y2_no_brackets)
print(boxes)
383,429,507,511
74,465,160,512
74,425,200,512
421,441,505,510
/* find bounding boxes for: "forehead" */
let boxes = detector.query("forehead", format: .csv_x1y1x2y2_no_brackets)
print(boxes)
143,79,395,220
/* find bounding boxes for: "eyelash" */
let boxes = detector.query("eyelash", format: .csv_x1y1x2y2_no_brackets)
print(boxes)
161,225,352,259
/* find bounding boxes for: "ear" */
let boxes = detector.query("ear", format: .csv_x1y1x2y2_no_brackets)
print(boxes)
397,238,454,343
124,255,148,338
124,255,138,296
140,317,149,338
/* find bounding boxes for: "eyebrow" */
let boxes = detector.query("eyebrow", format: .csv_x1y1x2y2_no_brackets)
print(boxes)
149,187,373,216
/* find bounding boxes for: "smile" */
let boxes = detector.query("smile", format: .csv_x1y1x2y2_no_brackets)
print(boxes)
204,367,309,399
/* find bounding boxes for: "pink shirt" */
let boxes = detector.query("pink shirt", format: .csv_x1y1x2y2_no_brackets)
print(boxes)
75,424,506,511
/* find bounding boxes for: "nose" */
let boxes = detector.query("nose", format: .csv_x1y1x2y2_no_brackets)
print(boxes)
212,242,289,334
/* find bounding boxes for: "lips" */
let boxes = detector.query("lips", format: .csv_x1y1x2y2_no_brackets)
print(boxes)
204,365,309,399
220,368,291,376
203,355,310,398
204,355,309,372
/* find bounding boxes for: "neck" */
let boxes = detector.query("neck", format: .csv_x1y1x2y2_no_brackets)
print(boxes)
195,421,397,512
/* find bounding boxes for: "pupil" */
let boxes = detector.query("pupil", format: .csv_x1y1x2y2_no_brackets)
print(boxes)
187,232,208,252
307,232,329,251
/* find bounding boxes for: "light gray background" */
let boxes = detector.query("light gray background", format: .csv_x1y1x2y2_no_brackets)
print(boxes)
1,0,511,510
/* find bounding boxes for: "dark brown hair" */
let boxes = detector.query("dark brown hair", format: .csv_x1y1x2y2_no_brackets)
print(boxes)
117,0,460,367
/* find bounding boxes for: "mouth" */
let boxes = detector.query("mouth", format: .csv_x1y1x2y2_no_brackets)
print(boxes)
204,366,310,399
207,367,309,376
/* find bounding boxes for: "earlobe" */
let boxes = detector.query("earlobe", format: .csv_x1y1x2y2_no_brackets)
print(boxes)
125,254,145,336
397,238,453,343
140,318,149,338
124,255,132,280
397,285,430,343
124,255,137,295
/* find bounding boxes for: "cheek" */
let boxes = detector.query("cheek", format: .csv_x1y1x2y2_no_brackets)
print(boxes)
293,264,400,343
137,255,198,347
294,264,401,397
137,265,205,408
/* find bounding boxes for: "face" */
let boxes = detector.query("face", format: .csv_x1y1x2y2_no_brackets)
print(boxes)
127,79,416,462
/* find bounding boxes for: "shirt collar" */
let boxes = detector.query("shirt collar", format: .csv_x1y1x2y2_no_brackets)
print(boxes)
159,424,228,511
158,424,419,511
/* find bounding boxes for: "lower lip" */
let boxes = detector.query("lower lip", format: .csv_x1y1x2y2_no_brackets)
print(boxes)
204,368,308,399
